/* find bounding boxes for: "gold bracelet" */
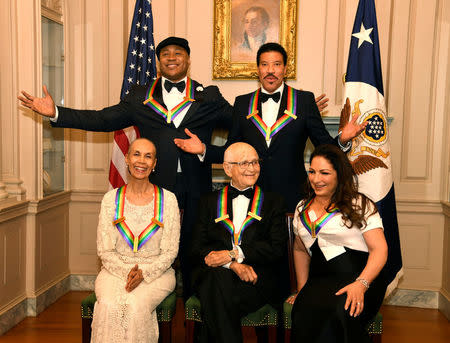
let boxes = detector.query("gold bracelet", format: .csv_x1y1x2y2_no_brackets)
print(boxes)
356,277,370,289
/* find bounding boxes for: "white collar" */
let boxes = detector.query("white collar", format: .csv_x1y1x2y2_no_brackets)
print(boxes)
161,76,188,92
230,181,253,192
261,82,284,96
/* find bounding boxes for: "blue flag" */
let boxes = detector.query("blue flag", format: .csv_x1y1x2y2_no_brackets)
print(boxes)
120,0,157,99
342,0,403,294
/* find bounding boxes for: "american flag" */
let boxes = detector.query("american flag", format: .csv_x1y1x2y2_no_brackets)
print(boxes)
108,0,157,189
342,0,402,295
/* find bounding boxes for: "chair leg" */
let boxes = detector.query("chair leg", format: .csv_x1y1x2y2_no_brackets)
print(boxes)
284,328,291,343
267,325,277,343
255,326,277,343
185,319,195,343
82,318,92,343
158,321,172,343
371,333,382,343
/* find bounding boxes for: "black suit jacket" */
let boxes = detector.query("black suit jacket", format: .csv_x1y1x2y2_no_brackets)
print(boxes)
52,79,232,197
190,189,287,305
207,85,337,211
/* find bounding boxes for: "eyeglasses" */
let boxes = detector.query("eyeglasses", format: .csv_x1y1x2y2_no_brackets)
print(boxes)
225,159,262,169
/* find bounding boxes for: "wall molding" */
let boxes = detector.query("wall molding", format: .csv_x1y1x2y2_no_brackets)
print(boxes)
396,198,444,214
0,199,29,223
442,201,450,217
28,191,71,214
70,189,105,203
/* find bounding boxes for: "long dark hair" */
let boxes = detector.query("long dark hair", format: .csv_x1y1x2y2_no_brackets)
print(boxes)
301,144,377,229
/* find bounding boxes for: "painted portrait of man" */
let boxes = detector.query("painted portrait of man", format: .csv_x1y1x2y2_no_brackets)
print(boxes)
231,0,280,62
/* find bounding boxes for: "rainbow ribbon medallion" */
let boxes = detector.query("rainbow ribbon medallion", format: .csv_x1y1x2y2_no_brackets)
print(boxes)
215,185,264,245
113,184,164,252
143,77,195,123
247,86,298,141
299,199,339,238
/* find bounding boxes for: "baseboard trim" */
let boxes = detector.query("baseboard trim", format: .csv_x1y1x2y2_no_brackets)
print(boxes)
438,290,450,320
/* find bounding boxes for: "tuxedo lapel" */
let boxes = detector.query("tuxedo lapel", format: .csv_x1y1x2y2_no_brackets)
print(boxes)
179,101,200,127
151,79,167,110
268,85,289,147
244,91,270,150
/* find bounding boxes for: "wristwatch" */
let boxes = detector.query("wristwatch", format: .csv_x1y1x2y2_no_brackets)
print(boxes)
228,249,237,262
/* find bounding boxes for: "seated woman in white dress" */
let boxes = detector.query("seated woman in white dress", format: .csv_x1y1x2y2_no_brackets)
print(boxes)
91,138,180,343
287,144,388,343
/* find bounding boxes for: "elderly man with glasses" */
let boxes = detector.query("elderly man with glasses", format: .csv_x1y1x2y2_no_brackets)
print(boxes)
189,142,287,343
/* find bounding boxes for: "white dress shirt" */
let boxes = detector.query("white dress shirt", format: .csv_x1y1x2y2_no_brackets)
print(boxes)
222,182,250,268
293,196,383,261
261,83,284,147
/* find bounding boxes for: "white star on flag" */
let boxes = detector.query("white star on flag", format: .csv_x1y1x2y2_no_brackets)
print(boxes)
140,38,146,45
127,77,133,83
133,35,139,42
352,23,373,48
132,50,137,56
138,52,143,58
143,25,148,31
130,64,135,69
149,44,154,50
145,12,150,18
136,22,141,28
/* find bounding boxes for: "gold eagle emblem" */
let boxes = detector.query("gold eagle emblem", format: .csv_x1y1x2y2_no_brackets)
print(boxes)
340,98,388,175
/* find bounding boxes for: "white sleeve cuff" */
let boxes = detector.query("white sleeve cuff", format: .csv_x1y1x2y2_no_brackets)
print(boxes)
197,144,206,162
222,262,231,269
235,245,245,263
49,105,59,122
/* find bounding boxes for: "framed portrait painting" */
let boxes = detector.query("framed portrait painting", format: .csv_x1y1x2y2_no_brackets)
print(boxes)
213,0,297,79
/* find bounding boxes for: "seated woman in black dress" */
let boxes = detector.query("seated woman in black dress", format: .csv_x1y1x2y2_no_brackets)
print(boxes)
287,144,388,343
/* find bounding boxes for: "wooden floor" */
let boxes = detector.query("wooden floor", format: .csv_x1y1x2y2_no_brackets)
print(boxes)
0,291,448,342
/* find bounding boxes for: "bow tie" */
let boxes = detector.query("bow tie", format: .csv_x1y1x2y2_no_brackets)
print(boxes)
260,91,281,103
228,186,254,199
164,80,186,93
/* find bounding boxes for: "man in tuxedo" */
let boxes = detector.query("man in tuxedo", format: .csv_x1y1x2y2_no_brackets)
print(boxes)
190,142,287,343
18,36,233,297
177,42,365,212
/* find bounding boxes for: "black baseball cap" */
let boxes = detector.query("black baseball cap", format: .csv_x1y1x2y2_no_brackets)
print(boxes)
156,37,190,59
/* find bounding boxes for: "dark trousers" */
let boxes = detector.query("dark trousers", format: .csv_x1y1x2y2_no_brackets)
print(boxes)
173,172,201,299
196,268,268,343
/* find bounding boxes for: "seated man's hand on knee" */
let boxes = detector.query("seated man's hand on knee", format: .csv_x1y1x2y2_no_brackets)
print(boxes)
230,262,258,285
204,250,231,267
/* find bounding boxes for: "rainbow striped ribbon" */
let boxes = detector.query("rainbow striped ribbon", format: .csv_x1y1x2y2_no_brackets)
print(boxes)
214,185,264,245
246,86,298,141
143,77,195,123
113,184,164,252
299,199,339,238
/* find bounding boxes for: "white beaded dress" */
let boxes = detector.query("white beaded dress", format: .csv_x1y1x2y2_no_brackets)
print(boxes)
91,187,180,343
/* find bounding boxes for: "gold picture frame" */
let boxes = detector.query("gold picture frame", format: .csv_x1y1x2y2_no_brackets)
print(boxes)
213,0,297,80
